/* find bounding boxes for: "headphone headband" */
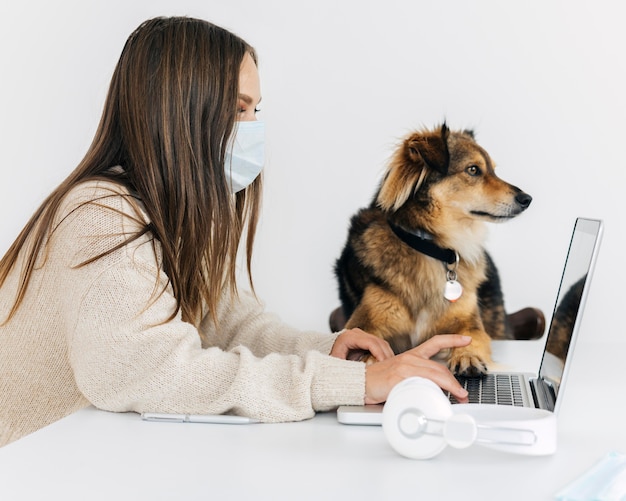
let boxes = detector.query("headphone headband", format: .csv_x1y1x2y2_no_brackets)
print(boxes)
383,377,557,459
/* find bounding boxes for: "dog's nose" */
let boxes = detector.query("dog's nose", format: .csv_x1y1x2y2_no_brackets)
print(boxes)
515,192,532,209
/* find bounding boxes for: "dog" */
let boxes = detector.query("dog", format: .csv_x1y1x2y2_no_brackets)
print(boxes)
334,123,532,376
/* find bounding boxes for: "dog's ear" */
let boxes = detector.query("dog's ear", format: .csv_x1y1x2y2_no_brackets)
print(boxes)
406,123,450,175
376,125,450,212
376,163,422,212
462,128,476,139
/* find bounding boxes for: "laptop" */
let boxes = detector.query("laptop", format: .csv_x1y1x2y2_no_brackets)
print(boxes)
337,217,603,425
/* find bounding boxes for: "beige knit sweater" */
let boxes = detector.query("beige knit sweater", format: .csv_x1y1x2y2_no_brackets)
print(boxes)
0,179,365,447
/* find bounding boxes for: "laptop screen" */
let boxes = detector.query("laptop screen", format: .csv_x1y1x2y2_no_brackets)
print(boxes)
537,218,603,408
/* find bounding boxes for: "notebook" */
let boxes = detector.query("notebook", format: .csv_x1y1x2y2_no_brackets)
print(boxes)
337,217,603,425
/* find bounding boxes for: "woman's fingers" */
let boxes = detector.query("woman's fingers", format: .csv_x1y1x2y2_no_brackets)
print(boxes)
330,328,395,361
354,330,395,361
409,334,472,359
363,334,472,404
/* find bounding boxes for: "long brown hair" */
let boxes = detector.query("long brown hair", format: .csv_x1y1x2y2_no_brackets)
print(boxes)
0,16,262,326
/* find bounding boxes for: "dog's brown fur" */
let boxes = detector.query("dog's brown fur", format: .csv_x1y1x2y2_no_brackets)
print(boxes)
335,124,532,376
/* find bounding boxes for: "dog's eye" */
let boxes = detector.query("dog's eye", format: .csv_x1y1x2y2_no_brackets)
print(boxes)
466,165,481,176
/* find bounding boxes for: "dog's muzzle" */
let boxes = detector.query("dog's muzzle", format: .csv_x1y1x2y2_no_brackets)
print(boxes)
515,191,532,211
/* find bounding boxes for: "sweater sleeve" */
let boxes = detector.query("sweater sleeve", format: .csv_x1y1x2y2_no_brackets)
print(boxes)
59,183,365,422
198,289,341,358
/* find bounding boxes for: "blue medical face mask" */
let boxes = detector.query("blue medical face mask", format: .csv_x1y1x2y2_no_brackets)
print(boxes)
224,120,265,193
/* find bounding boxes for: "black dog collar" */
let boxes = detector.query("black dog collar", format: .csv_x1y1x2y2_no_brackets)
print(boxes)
388,222,457,266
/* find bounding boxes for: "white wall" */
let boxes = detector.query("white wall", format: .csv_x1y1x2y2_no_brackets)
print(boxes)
1,0,624,344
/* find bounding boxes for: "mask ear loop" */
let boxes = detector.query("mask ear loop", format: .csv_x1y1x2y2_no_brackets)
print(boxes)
443,251,463,302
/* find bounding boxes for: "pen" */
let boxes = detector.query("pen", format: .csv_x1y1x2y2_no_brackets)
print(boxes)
141,412,260,424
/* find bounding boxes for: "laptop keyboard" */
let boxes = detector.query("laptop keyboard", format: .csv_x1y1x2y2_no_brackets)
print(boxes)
448,374,525,406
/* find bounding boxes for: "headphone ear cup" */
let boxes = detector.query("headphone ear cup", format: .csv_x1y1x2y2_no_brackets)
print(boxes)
382,377,453,459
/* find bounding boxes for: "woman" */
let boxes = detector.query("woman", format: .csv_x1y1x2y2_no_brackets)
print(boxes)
0,16,469,447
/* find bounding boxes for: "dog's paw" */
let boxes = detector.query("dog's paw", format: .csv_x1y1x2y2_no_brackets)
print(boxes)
448,348,489,377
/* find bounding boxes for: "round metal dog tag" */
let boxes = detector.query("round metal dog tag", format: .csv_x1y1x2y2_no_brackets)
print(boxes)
444,280,463,302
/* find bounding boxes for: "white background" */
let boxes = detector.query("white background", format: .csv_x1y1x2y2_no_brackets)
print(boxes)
1,0,623,344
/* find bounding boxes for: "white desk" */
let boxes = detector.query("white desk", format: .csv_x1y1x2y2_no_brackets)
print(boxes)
1,340,624,501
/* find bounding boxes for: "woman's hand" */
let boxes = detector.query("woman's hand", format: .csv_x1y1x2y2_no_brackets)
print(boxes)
330,328,395,363
364,334,471,404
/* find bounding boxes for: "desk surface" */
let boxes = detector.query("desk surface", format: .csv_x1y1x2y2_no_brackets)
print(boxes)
1,340,623,501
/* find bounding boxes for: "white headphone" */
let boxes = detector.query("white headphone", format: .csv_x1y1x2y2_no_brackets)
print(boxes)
382,377,557,459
